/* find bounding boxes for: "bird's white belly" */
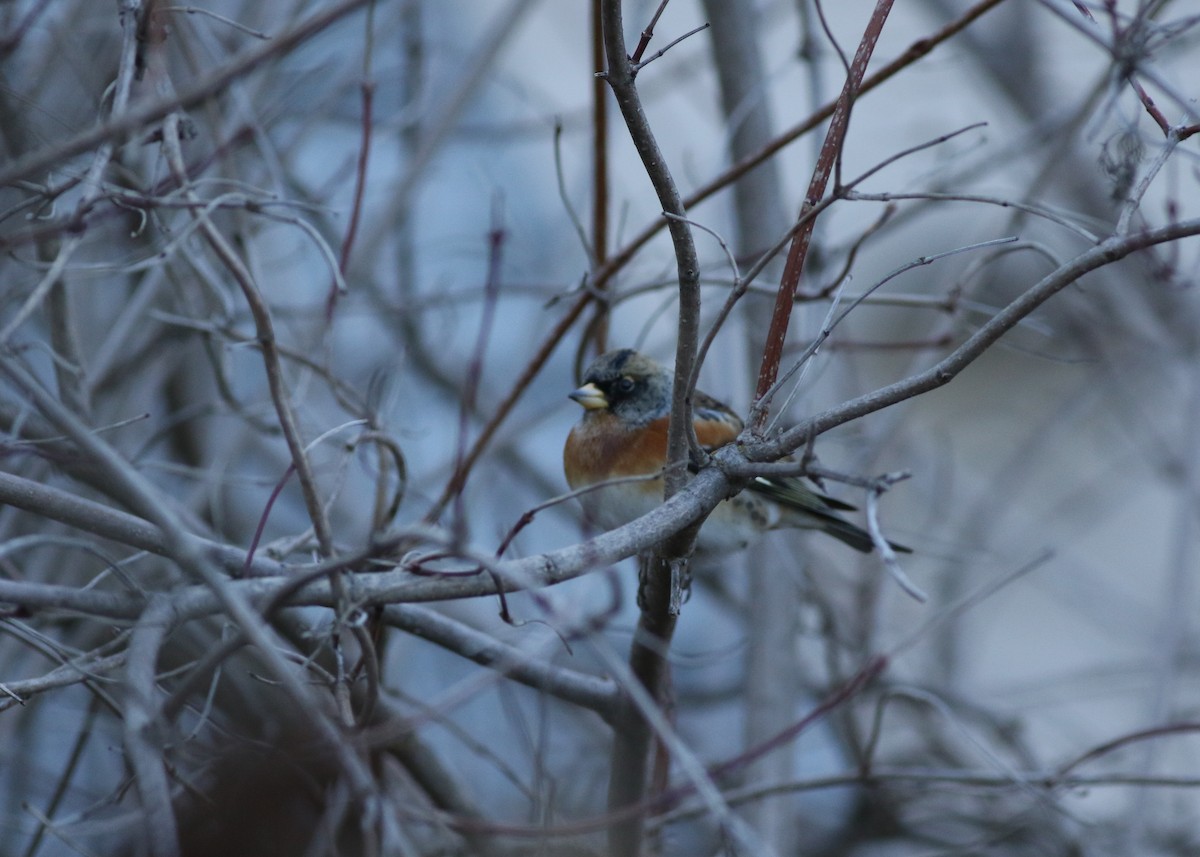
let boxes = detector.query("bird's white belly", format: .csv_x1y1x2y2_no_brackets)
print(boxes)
575,483,779,555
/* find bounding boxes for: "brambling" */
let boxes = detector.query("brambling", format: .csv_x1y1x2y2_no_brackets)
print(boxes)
563,349,909,555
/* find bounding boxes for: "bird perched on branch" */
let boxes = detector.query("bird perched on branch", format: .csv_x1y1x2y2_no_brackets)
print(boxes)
563,348,909,555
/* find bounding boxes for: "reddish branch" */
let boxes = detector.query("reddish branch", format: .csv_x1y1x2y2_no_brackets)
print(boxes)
753,0,895,418
1131,77,1200,141
629,0,670,64
589,0,611,355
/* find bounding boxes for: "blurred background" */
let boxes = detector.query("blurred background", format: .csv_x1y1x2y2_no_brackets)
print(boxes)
1,1,1198,854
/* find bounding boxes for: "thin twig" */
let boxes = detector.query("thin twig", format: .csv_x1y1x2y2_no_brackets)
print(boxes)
631,22,710,73
1130,76,1170,135
326,0,377,320
1115,125,1179,235
843,189,1101,241
629,0,670,64
553,120,593,261
163,5,271,39
449,204,506,540
864,471,923,601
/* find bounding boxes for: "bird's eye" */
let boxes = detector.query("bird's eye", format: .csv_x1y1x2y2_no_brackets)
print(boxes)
615,377,635,394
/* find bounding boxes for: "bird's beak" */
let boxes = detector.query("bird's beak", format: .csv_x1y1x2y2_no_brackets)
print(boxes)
568,382,608,410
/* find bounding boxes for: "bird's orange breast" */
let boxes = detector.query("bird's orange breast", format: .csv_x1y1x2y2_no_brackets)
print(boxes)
564,412,671,489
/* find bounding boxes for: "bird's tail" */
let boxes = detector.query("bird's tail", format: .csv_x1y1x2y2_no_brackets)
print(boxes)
752,477,911,554
779,505,912,554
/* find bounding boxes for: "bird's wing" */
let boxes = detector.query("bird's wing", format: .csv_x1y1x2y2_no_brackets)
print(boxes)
691,390,743,450
750,475,912,554
751,475,858,511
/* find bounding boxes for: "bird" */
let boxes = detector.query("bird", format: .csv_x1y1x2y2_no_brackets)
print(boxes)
563,348,909,555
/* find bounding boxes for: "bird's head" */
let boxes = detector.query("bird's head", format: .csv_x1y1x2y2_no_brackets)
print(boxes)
569,349,672,426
